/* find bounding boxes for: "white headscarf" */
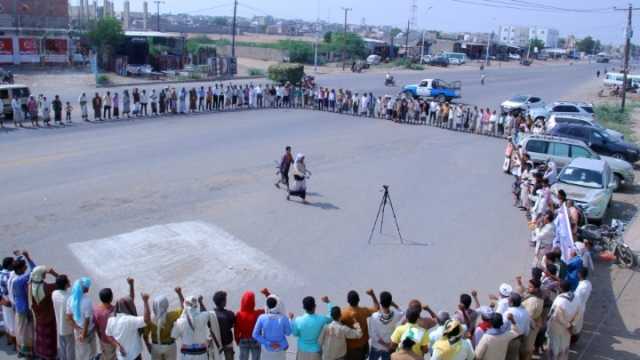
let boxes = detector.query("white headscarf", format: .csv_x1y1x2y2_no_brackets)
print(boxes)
30,266,48,305
153,295,170,340
294,153,305,164
265,294,286,315
182,296,200,331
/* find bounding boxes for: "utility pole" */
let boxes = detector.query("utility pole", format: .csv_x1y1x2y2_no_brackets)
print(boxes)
231,0,238,58
404,20,410,59
615,4,639,111
153,0,164,32
486,32,492,65
314,0,319,73
341,7,351,71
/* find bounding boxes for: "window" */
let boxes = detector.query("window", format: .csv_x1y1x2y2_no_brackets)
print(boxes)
419,80,428,87
11,88,29,98
529,97,541,103
568,127,589,139
548,142,570,157
553,105,579,113
525,140,548,154
580,106,594,114
571,145,592,159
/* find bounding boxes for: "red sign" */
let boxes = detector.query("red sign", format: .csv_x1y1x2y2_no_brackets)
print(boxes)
45,38,67,55
0,38,12,55
19,38,38,55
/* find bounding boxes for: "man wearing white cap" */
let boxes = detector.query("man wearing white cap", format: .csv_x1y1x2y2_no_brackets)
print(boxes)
490,284,512,314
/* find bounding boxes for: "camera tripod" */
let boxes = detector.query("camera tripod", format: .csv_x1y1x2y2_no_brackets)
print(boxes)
368,185,404,244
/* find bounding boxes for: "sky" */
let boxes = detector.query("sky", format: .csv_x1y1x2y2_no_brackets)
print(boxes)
106,0,638,45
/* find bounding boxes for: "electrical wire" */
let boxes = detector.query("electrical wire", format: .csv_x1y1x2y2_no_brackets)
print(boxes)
449,0,614,14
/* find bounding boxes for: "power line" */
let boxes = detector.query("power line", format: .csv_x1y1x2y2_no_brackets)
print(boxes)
449,0,614,14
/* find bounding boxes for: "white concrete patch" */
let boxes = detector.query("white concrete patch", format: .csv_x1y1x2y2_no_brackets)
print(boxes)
68,221,303,298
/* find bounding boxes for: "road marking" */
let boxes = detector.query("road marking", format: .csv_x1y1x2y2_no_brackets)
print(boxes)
68,221,303,299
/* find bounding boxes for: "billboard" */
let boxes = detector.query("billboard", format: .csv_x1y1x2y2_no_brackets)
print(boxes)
0,38,12,55
19,38,39,55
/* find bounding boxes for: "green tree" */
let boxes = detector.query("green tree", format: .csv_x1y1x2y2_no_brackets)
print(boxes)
323,31,333,44
326,32,366,60
281,40,314,63
389,27,402,58
529,38,545,52
211,16,228,26
576,36,597,54
86,17,124,68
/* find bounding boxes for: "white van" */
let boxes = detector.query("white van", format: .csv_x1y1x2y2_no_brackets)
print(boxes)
603,72,640,87
0,84,31,118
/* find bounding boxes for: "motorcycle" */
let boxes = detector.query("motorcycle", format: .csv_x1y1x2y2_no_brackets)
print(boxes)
384,77,396,87
577,208,636,268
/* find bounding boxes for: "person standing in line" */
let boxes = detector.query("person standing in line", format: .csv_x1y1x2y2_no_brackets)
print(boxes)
52,275,75,360
290,296,331,360
11,95,23,128
66,277,97,360
275,146,294,189
103,91,112,120
132,88,141,116
571,268,592,344
122,90,131,119
369,291,404,360
546,280,579,360
171,295,222,360
29,265,60,360
150,89,158,116
515,276,544,360
112,92,120,119
389,307,429,357
79,92,89,121
64,102,73,124
318,306,363,360
105,292,152,360
179,88,187,114
42,96,52,126
474,313,522,360
0,257,16,349
92,93,101,121
140,89,149,116
213,291,236,360
11,252,36,357
206,87,213,111
503,292,531,360
198,86,205,111
337,289,380,360
252,292,291,360
94,287,119,360
235,290,269,360
52,95,63,126
390,338,421,360
159,89,167,115
28,95,38,127
431,320,474,360
144,287,185,360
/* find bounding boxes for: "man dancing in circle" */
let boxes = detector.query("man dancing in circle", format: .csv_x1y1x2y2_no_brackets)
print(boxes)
275,146,294,189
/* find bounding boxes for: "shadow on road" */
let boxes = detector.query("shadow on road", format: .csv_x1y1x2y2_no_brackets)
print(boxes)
574,262,640,360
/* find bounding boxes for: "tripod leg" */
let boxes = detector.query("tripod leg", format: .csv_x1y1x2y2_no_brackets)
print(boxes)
386,194,404,244
379,193,387,234
368,195,386,244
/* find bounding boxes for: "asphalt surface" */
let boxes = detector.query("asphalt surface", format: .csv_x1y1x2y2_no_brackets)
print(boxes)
0,63,599,318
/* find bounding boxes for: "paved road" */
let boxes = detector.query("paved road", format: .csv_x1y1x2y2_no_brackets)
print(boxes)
0,63,598,330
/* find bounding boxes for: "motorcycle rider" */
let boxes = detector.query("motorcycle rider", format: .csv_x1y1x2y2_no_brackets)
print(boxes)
385,72,394,86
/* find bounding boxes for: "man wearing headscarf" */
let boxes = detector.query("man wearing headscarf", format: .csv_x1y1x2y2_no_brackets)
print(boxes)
0,257,16,349
235,289,269,360
252,292,291,360
171,295,222,360
431,320,474,360
66,277,97,360
11,251,36,358
29,265,59,360
287,154,311,204
144,287,185,360
106,292,152,360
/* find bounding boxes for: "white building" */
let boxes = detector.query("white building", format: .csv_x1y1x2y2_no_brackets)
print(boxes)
529,27,559,48
498,25,529,48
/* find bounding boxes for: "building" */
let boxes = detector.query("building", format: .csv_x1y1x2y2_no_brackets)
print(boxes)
529,27,559,48
498,25,529,48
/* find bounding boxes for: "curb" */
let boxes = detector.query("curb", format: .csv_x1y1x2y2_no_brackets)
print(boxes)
96,75,266,89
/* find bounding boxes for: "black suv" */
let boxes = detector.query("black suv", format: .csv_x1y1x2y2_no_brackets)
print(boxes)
549,124,640,163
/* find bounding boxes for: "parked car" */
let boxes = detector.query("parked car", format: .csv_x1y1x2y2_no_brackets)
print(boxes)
500,95,545,114
508,53,521,60
519,134,635,190
0,84,30,119
549,123,640,163
402,78,461,102
545,114,624,141
366,54,382,65
551,158,614,222
426,56,449,67
528,101,595,121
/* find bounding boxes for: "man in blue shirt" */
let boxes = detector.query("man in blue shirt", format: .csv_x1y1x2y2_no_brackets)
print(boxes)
290,296,331,360
11,251,35,357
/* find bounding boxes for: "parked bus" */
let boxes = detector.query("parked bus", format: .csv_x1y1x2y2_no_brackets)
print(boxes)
603,72,640,88
441,52,467,65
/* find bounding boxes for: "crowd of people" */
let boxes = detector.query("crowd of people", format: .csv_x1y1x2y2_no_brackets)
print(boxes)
1,82,546,141
1,81,598,360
